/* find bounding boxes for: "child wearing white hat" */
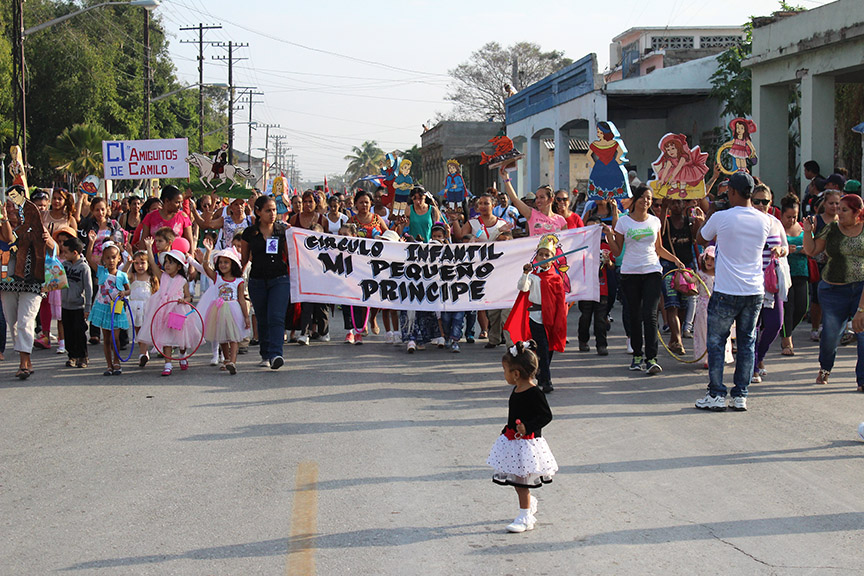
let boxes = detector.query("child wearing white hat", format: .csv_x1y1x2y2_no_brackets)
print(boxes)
197,245,250,374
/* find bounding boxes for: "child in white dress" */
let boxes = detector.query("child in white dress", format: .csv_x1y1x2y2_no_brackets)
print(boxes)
197,245,250,374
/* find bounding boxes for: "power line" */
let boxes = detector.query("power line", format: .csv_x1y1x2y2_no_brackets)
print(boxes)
180,23,222,152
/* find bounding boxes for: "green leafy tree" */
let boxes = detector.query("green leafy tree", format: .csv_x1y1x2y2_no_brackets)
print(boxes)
45,123,111,184
344,140,385,183
447,42,572,121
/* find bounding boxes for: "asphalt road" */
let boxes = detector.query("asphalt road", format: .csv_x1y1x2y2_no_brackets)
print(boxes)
1,315,863,575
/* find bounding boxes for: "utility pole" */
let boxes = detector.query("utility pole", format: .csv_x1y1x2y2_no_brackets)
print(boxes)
12,0,26,164
272,135,286,176
213,41,248,164
240,91,264,171
180,23,222,153
258,124,279,190
144,9,151,139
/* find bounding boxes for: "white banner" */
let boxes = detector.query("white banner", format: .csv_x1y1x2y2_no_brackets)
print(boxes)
286,227,600,311
102,138,190,180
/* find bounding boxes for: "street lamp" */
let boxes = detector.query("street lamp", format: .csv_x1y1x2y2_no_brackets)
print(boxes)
12,0,160,165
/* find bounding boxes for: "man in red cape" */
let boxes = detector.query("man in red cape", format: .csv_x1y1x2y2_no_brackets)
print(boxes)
504,234,567,393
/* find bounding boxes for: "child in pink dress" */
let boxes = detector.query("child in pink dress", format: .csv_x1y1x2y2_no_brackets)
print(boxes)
139,242,202,376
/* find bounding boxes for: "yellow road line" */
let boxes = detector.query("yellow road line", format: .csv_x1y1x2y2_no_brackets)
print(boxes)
287,461,318,576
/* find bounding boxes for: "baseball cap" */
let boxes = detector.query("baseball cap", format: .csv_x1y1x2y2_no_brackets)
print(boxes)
727,172,754,194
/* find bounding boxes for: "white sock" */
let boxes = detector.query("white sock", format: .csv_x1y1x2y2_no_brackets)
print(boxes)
58,339,65,348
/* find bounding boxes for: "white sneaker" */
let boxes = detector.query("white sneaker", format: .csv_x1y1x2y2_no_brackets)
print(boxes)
506,511,536,533
730,396,747,411
384,331,393,344
626,338,634,354
392,332,402,346
56,346,67,354
407,340,417,354
857,422,864,442
750,373,762,384
258,359,271,368
298,335,310,346
320,334,331,342
695,393,727,411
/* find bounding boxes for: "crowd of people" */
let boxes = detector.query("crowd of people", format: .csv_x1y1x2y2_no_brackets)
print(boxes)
1,159,863,410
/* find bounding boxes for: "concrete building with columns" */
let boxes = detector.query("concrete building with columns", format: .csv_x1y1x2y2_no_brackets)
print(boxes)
505,52,727,195
745,0,864,196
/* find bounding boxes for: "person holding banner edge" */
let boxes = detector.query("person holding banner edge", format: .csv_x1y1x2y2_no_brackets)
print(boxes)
240,195,290,370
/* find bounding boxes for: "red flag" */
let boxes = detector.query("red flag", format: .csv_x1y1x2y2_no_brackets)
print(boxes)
324,176,329,194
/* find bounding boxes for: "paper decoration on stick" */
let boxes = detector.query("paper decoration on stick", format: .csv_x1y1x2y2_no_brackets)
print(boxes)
78,175,100,197
647,133,709,199
439,159,469,210
480,134,524,171
587,121,631,200
8,145,27,191
391,159,413,217
716,118,758,176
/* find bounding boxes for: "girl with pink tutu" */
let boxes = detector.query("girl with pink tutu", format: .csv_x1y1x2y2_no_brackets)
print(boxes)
487,340,558,533
651,133,709,197
139,240,202,376
197,244,250,375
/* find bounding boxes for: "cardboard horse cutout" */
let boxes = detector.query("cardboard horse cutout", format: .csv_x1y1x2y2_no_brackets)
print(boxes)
185,153,254,195
716,118,758,175
648,133,709,199
587,121,631,200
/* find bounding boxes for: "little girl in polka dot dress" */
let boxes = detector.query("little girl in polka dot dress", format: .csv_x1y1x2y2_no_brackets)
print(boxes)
487,340,558,533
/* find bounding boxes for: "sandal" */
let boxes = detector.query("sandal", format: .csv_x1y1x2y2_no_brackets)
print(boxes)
78,360,88,368
103,369,113,376
479,331,488,339
65,359,77,368
781,347,795,356
15,369,31,380
816,369,830,385
225,362,237,375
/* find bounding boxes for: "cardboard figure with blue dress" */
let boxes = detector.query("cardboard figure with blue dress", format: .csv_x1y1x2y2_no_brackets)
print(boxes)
587,121,631,200
439,159,469,210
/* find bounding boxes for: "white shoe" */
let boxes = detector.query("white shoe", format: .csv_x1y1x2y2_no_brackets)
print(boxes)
626,338,634,354
392,332,402,346
750,373,762,384
858,422,864,442
258,359,271,368
407,340,417,353
298,335,310,346
384,331,393,344
730,396,747,411
210,352,220,366
56,346,66,354
695,393,727,411
506,510,536,533
320,334,330,342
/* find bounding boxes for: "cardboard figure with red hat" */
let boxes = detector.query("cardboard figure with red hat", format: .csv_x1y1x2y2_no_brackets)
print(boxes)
648,133,709,199
716,118,758,175
587,121,631,200
503,233,568,393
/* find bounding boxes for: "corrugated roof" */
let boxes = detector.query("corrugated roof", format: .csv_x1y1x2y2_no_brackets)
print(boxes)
542,139,590,152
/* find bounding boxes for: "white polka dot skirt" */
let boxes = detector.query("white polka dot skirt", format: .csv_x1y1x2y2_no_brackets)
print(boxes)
487,434,558,488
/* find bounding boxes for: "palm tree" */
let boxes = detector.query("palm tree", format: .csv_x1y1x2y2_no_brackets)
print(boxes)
45,123,111,185
344,140,385,183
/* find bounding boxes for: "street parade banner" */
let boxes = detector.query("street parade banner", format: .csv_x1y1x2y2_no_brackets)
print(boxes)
102,138,190,180
287,226,601,312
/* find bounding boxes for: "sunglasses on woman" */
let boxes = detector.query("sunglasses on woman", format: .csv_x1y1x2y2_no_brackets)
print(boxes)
752,198,771,206
555,197,569,202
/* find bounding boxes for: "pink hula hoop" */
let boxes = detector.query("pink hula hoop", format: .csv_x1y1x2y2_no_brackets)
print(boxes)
149,299,205,362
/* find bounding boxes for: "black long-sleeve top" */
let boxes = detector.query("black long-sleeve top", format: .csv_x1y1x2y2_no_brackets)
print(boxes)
501,385,553,438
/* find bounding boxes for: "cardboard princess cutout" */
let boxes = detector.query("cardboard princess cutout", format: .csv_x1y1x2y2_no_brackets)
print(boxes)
716,118,757,175
8,145,27,190
587,121,630,200
391,159,413,217
648,133,709,199
439,159,469,210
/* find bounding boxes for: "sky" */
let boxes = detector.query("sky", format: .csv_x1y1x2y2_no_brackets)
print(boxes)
154,0,832,184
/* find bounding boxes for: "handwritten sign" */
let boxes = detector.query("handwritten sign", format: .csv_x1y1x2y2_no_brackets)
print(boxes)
102,138,190,180
286,227,601,312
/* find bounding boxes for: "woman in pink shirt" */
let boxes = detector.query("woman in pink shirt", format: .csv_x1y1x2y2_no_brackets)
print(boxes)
137,185,194,254
500,168,566,236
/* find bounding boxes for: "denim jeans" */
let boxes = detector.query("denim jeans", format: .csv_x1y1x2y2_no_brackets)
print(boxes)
247,275,291,361
817,281,864,385
706,292,763,398
440,311,465,341
464,310,476,339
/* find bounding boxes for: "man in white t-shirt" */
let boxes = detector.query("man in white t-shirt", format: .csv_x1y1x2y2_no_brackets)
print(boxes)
694,172,771,412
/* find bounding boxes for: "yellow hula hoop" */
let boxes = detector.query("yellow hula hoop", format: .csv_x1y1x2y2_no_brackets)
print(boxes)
658,267,711,364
